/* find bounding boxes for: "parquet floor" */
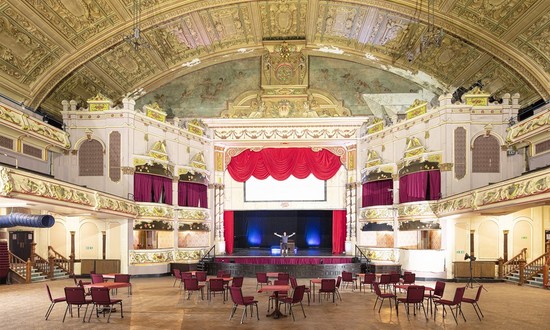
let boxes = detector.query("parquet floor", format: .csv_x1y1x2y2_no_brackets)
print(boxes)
1,276,549,329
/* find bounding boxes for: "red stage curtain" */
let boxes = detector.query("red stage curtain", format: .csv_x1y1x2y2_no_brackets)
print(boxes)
332,210,346,254
224,211,234,254
362,180,393,207
227,148,342,182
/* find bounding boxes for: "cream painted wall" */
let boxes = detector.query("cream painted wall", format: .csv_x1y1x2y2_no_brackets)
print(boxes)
79,222,100,259
477,220,499,259
512,219,533,259
49,221,68,256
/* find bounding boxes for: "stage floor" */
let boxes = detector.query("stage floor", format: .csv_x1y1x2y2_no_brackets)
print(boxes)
230,248,334,257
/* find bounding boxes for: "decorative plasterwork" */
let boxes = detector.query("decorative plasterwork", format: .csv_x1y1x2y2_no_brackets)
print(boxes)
129,249,175,264
396,201,437,221
137,204,174,220
463,87,490,106
176,208,210,221
0,104,70,150
214,125,358,141
356,247,398,262
134,220,174,231
506,108,550,145
405,99,428,120
0,166,139,216
173,249,205,262
360,207,394,222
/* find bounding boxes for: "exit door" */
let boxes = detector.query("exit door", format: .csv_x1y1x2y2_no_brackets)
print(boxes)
9,231,33,261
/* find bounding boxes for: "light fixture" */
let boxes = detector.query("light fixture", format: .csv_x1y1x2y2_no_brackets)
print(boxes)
464,253,476,261
123,0,149,50
395,0,444,62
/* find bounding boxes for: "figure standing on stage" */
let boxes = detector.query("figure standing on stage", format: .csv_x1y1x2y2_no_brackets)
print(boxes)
274,231,295,256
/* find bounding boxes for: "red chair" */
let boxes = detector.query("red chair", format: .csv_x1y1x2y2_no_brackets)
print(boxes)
396,285,428,320
183,278,205,301
290,276,311,305
426,280,446,313
208,278,226,302
379,274,391,292
256,272,271,290
279,285,306,321
360,273,376,293
172,269,182,287
228,286,259,324
195,271,208,282
462,285,484,320
434,286,466,324
389,272,401,292
277,272,290,283
63,287,93,323
114,274,132,296
180,272,193,295
373,282,396,313
319,279,337,303
335,275,343,301
45,284,66,320
90,273,104,284
88,287,123,323
268,279,289,311
231,276,244,288
341,271,357,290
401,272,416,286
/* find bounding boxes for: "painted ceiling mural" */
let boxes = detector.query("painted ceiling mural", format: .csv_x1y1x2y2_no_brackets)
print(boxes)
136,58,261,118
0,1,549,123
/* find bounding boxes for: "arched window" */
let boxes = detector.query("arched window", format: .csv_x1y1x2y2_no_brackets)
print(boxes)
79,139,103,176
472,135,500,173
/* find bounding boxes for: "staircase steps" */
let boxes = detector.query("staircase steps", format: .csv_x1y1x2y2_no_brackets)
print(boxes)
505,268,550,289
51,266,70,280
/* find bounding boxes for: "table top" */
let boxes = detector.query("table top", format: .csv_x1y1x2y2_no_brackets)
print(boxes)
310,278,334,284
258,285,291,293
84,282,130,289
394,284,434,291
267,272,279,277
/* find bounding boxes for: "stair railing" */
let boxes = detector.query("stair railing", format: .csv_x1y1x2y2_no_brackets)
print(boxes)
32,253,51,278
519,252,549,285
499,248,527,278
199,245,216,263
543,254,550,288
48,246,74,275
8,251,31,283
355,245,372,272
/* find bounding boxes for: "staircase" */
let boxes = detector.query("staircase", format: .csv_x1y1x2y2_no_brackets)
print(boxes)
51,265,70,280
527,270,550,288
197,245,215,274
10,263,47,283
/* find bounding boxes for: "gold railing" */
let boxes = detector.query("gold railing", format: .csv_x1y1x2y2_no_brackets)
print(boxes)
48,246,74,275
499,248,527,278
8,251,31,283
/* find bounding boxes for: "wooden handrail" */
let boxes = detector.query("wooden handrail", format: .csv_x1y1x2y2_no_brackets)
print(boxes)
8,250,31,283
520,252,549,285
543,254,550,288
500,248,527,277
33,253,51,278
48,246,74,275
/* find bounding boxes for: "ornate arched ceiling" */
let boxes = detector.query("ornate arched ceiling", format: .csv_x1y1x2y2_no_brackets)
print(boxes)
1,0,549,121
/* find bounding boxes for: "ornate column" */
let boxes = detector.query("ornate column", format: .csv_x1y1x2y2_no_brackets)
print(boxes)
213,183,226,254
345,182,357,254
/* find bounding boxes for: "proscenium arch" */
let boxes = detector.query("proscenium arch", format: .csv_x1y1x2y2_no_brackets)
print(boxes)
28,1,550,117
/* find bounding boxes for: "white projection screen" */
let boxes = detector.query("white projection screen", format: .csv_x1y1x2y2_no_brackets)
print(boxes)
244,175,326,202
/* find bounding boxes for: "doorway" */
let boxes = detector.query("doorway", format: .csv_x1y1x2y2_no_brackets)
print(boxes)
8,231,33,261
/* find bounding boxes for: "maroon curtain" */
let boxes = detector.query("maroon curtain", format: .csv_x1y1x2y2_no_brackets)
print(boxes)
178,181,188,206
224,211,234,254
227,148,342,182
152,175,165,203
198,184,208,208
428,170,441,200
163,178,173,205
362,180,393,207
399,170,441,203
134,173,153,202
332,210,346,254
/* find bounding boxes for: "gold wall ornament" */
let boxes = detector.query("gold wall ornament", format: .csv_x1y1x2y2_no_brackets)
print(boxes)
464,87,490,106
174,249,204,262
143,102,167,122
129,250,175,264
0,167,14,196
177,208,210,221
121,166,135,175
87,93,111,111
138,204,174,219
365,150,383,168
367,118,384,134
187,119,205,136
405,99,428,120
360,207,394,221
506,110,550,144
439,163,454,171
148,141,169,161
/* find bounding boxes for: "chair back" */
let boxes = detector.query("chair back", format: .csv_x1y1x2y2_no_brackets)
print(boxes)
229,286,246,305
373,282,382,296
433,281,446,297
290,276,298,289
195,271,207,282
452,287,466,305
274,279,287,285
46,284,54,302
173,268,181,279
231,276,244,288
335,276,342,289
363,273,376,284
389,273,400,284
474,285,484,301
114,274,131,283
90,287,111,305
222,271,231,278
342,271,353,281
209,278,225,291
184,278,199,290
402,273,415,284
256,272,268,283
90,273,104,284
379,274,390,284
278,273,290,281
181,272,193,280
406,285,425,303
64,287,87,304
291,285,305,303
320,279,336,292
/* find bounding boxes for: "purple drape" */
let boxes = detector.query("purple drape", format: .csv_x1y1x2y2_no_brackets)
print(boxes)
362,180,393,207
134,173,153,202
163,178,173,205
178,182,208,207
399,170,441,203
152,175,165,203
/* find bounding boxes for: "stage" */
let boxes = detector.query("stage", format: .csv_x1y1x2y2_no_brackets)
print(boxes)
230,247,334,257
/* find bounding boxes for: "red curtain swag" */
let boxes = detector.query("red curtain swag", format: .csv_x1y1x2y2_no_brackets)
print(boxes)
227,148,342,182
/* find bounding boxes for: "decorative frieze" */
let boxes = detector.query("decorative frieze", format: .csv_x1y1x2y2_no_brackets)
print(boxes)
129,249,174,264
137,204,174,220
177,208,210,221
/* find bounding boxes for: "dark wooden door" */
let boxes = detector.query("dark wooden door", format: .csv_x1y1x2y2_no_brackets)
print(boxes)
8,231,33,261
